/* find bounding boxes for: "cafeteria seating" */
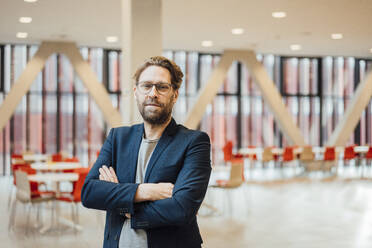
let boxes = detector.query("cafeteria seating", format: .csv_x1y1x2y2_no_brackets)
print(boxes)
322,147,337,173
209,160,246,216
8,170,56,233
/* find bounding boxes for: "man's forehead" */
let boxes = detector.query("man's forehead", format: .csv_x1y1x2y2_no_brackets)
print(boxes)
138,65,171,82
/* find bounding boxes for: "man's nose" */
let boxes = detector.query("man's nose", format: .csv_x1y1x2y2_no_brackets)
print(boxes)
148,85,159,97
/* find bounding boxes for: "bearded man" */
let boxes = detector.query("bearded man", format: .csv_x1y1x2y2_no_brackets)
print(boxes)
82,56,211,248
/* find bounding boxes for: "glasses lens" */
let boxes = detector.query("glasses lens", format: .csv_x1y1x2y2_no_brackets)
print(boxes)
156,83,171,94
138,82,172,95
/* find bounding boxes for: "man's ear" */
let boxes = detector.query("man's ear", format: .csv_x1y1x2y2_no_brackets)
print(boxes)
133,86,137,99
173,89,179,103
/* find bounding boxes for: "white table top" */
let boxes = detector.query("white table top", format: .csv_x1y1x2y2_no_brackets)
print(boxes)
22,154,49,162
31,162,81,171
28,173,79,183
239,146,370,156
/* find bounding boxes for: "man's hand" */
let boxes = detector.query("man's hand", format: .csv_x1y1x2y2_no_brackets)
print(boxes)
99,165,118,183
134,183,174,202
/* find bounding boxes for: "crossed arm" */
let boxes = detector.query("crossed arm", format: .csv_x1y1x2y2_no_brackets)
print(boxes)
98,165,174,218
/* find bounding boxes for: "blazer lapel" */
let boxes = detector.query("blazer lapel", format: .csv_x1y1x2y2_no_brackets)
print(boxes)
128,123,144,183
144,118,177,183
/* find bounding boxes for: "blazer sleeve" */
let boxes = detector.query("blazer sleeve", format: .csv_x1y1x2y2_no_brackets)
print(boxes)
81,128,139,214
130,131,211,229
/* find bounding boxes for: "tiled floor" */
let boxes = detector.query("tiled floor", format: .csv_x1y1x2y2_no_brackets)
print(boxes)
2,166,372,248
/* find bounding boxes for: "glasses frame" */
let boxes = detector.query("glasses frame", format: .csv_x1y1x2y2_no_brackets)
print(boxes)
136,82,175,96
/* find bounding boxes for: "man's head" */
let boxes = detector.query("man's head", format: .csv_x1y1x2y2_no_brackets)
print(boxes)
133,56,184,126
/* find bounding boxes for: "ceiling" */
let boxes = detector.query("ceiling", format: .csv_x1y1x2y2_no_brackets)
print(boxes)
1,0,372,58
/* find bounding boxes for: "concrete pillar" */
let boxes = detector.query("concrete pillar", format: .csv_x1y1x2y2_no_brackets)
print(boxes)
121,0,162,125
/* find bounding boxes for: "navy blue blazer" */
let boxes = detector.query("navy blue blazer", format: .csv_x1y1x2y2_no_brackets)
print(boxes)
81,118,211,248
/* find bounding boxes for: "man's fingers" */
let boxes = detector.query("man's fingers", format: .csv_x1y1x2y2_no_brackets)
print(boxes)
109,167,118,183
99,166,111,181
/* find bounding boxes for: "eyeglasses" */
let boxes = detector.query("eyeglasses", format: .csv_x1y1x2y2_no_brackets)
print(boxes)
136,82,174,95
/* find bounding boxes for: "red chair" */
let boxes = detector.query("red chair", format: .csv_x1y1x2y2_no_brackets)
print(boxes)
282,147,294,162
281,147,298,176
56,168,90,229
223,141,233,162
52,153,63,162
324,147,336,161
343,145,357,166
323,147,336,172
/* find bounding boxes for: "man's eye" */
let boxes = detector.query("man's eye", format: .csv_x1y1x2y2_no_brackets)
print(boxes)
158,85,169,90
142,84,153,89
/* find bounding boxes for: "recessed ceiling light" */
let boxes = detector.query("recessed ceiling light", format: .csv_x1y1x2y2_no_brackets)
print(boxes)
231,28,244,35
24,0,38,2
201,40,213,47
16,32,28,39
290,44,301,51
106,36,118,43
272,12,286,18
331,33,343,39
19,17,32,24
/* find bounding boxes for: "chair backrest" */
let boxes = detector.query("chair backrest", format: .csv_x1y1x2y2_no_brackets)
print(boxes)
343,146,356,160
227,161,244,187
299,146,314,161
72,168,90,202
324,147,336,161
15,170,31,203
282,147,294,161
366,146,372,159
52,153,63,162
11,163,31,185
223,141,233,161
262,147,274,162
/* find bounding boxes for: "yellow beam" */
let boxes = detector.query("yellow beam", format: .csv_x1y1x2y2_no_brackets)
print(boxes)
327,70,372,146
0,41,123,133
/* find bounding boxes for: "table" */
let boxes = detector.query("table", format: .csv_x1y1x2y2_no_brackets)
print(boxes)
22,154,49,162
31,162,81,171
239,146,370,159
28,173,81,233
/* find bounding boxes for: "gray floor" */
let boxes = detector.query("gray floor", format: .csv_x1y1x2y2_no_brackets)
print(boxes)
2,166,372,248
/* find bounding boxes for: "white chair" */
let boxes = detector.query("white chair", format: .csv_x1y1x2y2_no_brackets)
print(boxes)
8,170,55,233
205,161,248,217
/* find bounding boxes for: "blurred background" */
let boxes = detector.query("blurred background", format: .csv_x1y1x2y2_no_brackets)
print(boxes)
1,0,372,247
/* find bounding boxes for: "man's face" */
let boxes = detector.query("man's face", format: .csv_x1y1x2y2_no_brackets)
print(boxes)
134,65,178,125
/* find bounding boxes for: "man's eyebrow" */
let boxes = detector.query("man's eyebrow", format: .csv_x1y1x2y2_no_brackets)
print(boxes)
138,80,170,84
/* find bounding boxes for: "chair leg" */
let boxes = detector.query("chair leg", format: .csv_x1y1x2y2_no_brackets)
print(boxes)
7,185,14,211
75,203,79,226
25,203,32,235
8,199,17,231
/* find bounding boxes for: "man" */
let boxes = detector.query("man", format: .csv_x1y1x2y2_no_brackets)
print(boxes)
81,56,211,248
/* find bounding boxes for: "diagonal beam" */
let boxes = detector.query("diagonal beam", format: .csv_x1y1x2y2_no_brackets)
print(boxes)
184,49,306,146
184,51,236,129
60,42,123,127
326,70,372,146
0,41,123,133
239,50,306,146
0,42,54,132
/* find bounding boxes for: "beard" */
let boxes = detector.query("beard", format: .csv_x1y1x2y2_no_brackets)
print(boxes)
137,95,174,125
